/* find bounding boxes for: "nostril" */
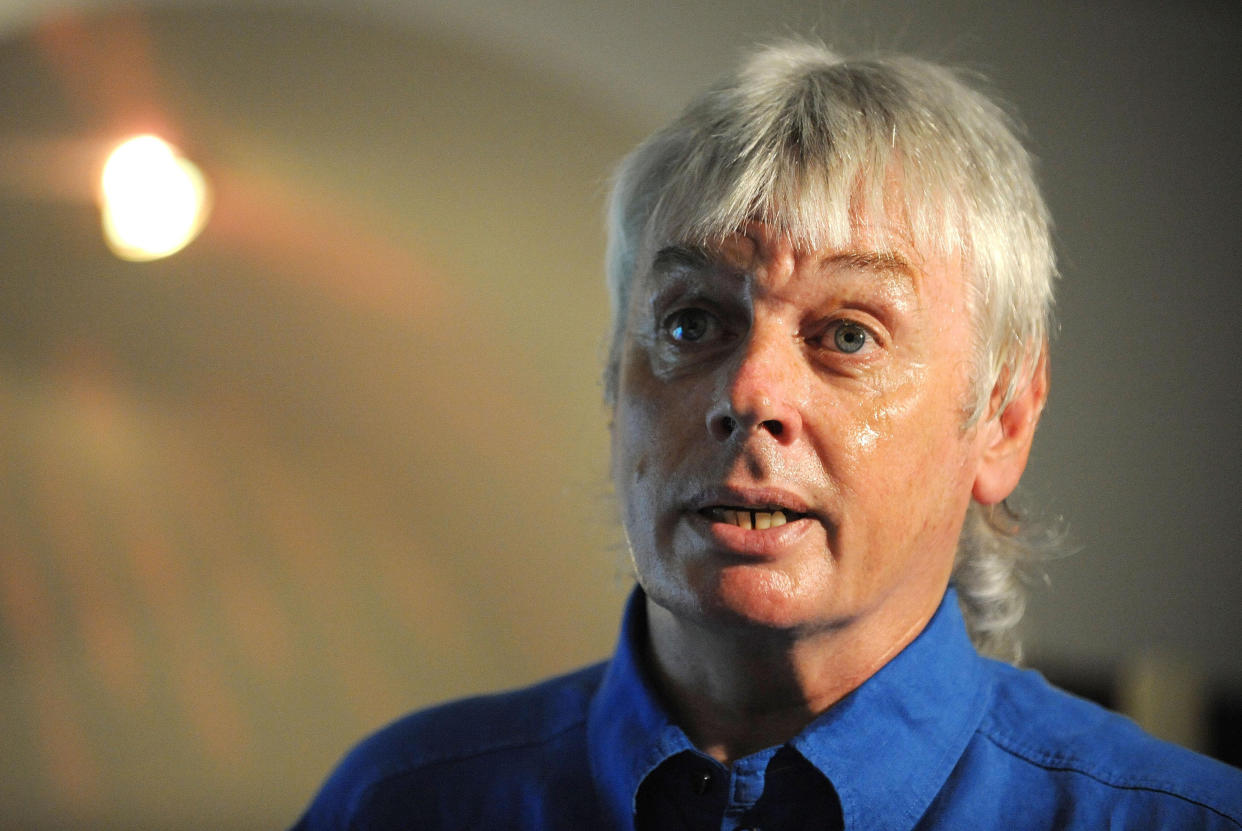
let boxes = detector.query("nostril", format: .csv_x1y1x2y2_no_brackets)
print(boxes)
762,419,783,436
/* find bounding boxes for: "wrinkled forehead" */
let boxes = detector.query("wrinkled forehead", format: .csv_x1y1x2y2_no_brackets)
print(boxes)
635,155,962,281
634,211,948,298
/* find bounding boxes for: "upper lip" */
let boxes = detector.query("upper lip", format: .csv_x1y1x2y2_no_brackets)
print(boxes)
685,485,814,517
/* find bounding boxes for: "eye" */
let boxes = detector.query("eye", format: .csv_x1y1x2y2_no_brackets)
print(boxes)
831,321,869,354
664,308,718,343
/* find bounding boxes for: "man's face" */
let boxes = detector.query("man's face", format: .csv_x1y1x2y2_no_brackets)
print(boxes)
611,222,993,637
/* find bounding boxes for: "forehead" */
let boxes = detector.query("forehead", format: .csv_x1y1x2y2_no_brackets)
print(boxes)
640,222,934,297
650,237,919,281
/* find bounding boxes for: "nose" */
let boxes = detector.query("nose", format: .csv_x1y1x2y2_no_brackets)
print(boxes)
706,326,803,444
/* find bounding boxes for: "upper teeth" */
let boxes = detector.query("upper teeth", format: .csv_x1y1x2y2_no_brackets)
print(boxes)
715,508,788,529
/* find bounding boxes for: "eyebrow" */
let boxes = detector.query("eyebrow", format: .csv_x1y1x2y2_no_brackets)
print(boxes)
651,244,712,274
650,244,919,290
820,250,917,278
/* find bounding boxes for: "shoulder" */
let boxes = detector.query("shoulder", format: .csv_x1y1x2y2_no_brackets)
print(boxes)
969,659,1242,826
292,662,607,831
347,661,605,770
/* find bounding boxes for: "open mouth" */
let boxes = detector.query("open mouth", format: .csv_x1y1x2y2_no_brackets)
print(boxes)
699,506,807,530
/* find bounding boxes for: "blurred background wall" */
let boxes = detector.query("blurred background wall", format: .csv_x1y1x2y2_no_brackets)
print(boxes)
0,1,1238,828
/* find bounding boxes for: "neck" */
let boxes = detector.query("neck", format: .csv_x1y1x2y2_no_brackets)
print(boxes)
644,595,941,764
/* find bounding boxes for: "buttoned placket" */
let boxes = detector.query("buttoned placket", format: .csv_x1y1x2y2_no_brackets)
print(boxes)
719,747,778,831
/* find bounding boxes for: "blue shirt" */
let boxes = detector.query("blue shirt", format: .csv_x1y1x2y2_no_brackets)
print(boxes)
292,589,1242,830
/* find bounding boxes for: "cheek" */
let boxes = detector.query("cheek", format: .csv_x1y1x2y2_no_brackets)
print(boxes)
611,373,670,520
613,343,700,469
852,356,972,457
821,364,974,533
822,364,927,467
611,405,648,501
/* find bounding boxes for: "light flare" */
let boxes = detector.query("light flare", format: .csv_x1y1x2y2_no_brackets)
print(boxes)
98,134,211,261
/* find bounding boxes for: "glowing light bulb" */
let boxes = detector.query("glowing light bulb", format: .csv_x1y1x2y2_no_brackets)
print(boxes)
99,135,211,261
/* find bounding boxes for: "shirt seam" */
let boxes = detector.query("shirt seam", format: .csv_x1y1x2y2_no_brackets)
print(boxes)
977,727,1242,826
345,713,590,826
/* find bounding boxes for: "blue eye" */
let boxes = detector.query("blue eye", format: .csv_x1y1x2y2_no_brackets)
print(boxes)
833,322,868,353
666,308,714,342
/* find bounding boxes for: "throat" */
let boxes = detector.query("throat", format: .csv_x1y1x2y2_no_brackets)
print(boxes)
644,601,849,764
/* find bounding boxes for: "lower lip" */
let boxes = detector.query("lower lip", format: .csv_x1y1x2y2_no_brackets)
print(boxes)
687,512,816,559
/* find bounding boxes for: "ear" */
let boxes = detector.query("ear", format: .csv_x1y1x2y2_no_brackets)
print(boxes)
972,350,1049,505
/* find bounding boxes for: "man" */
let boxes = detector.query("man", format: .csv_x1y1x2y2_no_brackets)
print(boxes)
292,42,1242,829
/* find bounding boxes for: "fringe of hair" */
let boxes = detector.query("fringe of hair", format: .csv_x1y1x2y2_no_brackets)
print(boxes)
952,501,1063,662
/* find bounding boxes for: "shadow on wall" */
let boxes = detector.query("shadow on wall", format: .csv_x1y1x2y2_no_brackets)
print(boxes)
0,6,634,829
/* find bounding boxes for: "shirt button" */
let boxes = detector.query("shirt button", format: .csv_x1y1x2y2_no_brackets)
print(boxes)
692,770,712,795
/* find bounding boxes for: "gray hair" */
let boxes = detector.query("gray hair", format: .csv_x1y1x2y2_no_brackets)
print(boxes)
604,41,1056,661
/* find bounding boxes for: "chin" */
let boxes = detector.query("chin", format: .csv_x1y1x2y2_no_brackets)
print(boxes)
682,563,845,633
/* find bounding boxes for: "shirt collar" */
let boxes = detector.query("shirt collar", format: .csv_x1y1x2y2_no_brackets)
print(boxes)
788,589,992,830
587,589,693,829
587,587,992,831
